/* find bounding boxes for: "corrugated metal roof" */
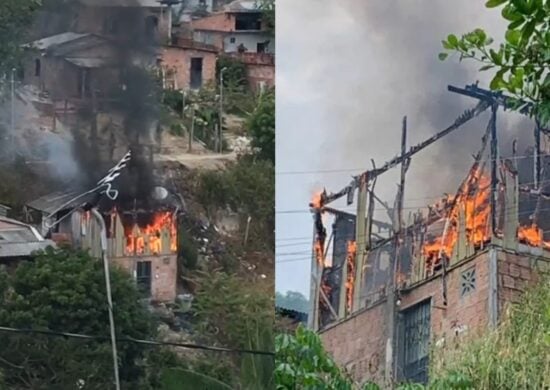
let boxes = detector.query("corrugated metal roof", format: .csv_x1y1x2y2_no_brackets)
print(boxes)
26,32,90,51
225,0,261,12
65,57,115,68
27,191,82,214
0,241,55,258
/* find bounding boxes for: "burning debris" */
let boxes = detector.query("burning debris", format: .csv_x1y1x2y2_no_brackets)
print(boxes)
309,84,550,331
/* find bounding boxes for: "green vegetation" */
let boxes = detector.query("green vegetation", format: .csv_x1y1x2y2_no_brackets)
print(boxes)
0,247,157,389
277,274,550,389
196,156,275,250
275,325,355,389
0,0,41,76
430,275,550,389
248,88,275,163
439,0,550,125
259,0,275,36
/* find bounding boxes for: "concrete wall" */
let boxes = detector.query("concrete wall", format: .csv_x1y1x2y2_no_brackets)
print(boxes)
160,46,217,90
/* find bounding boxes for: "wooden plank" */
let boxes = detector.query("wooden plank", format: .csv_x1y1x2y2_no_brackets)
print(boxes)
115,214,125,257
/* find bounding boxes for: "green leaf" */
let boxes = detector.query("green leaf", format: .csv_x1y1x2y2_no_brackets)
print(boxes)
502,4,525,21
505,29,522,45
438,52,449,61
485,0,507,7
447,34,459,48
489,48,503,65
479,65,494,71
521,19,536,43
508,18,526,29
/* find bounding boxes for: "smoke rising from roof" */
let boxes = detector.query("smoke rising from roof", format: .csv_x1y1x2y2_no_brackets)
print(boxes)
278,0,535,212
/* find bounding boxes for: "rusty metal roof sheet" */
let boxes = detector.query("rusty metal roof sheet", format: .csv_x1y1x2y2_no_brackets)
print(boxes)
0,241,55,258
27,191,82,214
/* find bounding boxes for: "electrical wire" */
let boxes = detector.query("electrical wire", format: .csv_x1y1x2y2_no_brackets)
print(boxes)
0,326,275,357
276,153,550,176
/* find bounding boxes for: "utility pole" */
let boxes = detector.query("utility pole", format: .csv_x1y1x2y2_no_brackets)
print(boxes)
219,67,227,154
91,208,121,390
10,68,15,161
188,107,195,152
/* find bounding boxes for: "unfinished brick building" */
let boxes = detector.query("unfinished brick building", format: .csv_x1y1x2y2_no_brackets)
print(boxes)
308,85,550,386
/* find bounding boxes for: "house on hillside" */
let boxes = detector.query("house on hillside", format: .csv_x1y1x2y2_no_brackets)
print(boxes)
159,38,218,90
22,32,123,103
191,0,274,54
25,191,180,303
75,0,172,44
276,306,308,332
0,216,55,268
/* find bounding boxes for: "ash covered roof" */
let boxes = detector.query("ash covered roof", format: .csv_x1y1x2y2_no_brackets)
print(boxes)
25,32,90,51
27,191,83,214
65,57,116,68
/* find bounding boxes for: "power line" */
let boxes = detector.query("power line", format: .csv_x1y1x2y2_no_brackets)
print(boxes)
0,326,275,357
276,153,550,176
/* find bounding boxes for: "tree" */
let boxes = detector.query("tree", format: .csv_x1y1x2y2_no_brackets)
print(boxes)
247,88,275,163
192,270,275,388
0,0,41,76
275,291,310,313
0,247,158,389
259,0,275,36
439,0,550,125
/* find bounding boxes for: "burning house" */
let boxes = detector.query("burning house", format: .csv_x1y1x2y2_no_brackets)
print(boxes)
309,85,550,385
26,182,182,303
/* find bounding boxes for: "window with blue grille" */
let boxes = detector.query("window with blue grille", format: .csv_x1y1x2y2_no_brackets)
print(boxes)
398,299,431,384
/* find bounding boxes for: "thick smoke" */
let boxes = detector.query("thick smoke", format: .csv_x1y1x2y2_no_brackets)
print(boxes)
278,0,535,212
0,0,163,207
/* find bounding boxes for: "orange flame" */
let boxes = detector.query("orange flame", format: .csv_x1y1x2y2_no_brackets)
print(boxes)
423,169,491,260
518,224,543,247
314,240,324,266
310,191,323,209
423,167,550,263
125,212,177,256
345,240,357,313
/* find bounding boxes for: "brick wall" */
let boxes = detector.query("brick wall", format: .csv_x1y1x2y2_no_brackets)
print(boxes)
497,249,549,312
321,251,492,385
191,13,235,32
320,301,387,385
112,254,177,302
160,46,217,90
246,63,274,90
400,251,491,341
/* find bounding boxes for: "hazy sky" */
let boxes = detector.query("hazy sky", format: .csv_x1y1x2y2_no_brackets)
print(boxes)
274,1,528,297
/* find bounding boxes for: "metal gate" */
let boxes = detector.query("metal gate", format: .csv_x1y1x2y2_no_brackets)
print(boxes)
398,299,431,384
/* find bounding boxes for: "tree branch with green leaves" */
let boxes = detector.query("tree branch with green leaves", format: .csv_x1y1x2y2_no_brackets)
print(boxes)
439,0,550,125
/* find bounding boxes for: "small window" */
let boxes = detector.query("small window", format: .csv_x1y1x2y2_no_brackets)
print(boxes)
230,37,236,43
35,59,41,77
460,267,476,297
136,261,152,296
257,42,267,53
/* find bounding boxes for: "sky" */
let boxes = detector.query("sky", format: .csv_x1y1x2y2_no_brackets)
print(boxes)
275,1,530,297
